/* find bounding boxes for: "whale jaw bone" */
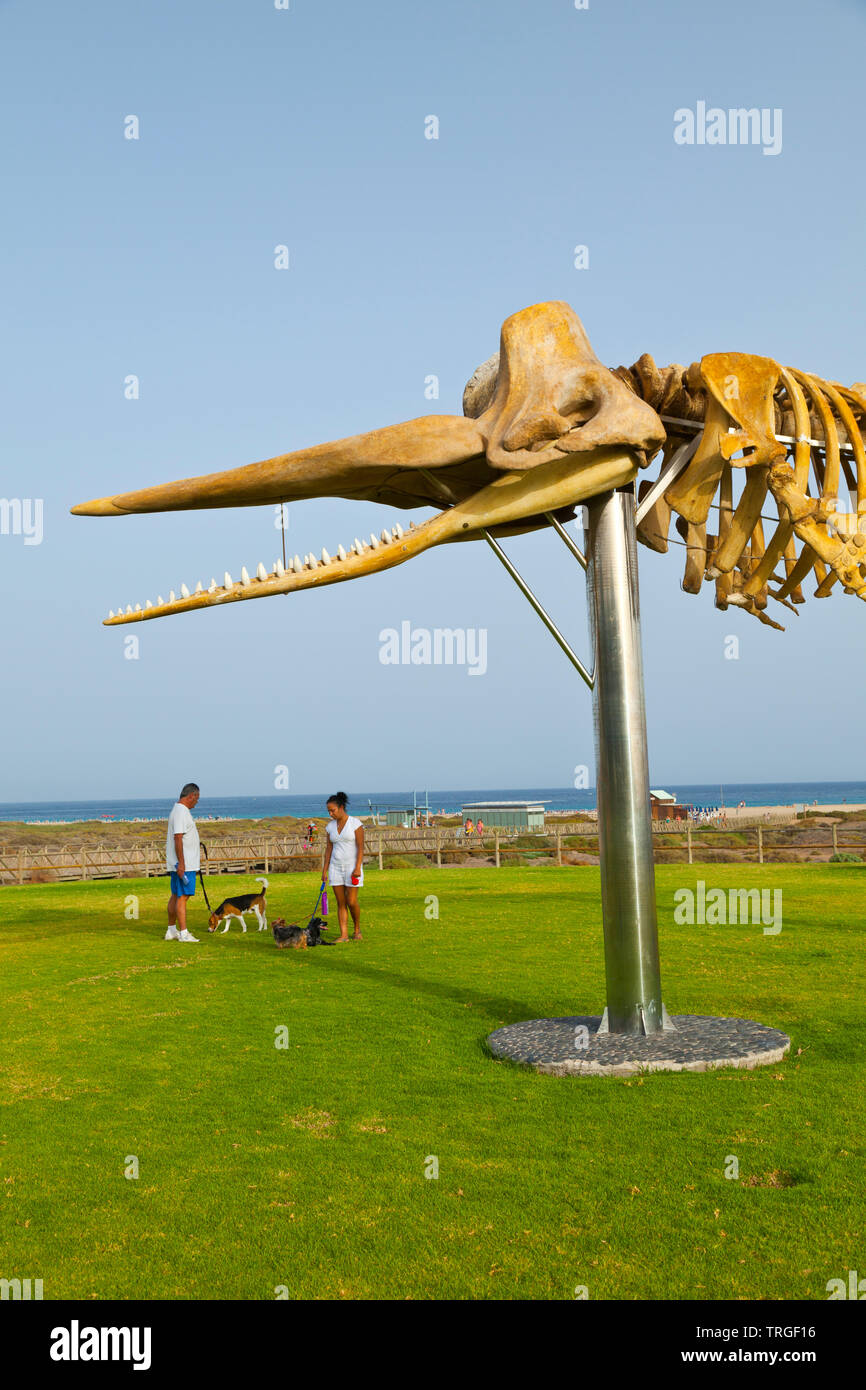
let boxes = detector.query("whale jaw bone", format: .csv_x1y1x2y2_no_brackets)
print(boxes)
101,447,640,624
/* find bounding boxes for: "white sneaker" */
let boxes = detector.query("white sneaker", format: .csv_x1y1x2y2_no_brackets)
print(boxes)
164,926,180,941
177,929,199,943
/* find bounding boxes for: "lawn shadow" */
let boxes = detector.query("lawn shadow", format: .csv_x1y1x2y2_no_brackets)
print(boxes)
310,948,557,1029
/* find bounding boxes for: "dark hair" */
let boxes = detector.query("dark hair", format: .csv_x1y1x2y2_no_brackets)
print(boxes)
179,783,200,799
326,791,349,809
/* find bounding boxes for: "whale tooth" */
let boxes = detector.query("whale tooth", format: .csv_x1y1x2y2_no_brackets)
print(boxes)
108,610,115,619
157,596,164,606
294,555,303,572
145,600,153,610
380,529,390,544
126,605,133,614
321,548,331,564
337,544,347,561
275,559,285,576
355,537,366,553
409,520,416,529
393,523,404,539
257,562,268,581
224,573,233,589
369,533,379,549
195,581,203,593
134,604,141,612
180,584,190,598
308,554,318,569
287,557,295,572
169,591,176,603
241,567,251,586
208,578,217,592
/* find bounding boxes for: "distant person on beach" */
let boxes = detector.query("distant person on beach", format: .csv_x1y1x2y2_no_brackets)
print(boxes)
165,783,201,943
322,792,364,942
477,819,484,837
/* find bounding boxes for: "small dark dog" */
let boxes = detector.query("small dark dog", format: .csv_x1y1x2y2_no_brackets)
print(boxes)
271,915,332,950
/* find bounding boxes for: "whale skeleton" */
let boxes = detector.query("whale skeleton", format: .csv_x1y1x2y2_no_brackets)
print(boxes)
73,300,863,1042
73,301,866,637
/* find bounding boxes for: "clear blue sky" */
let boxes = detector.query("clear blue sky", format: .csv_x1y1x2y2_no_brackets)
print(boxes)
1,0,864,800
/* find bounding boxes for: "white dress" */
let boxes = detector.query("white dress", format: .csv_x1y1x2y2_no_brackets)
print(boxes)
326,815,364,886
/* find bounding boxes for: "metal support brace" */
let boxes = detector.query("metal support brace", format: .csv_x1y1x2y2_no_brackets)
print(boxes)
483,531,593,689
418,467,594,689
660,413,863,456
544,511,587,569
635,436,701,527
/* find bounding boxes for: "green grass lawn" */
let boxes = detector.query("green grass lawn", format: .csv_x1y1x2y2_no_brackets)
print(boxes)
1,865,863,1301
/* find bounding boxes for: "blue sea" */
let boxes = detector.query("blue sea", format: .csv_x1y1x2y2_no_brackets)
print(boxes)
1,783,865,824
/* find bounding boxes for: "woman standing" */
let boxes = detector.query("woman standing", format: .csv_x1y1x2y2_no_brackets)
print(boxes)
322,791,364,941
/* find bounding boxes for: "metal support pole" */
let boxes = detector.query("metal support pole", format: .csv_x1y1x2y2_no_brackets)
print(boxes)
586,487,668,1036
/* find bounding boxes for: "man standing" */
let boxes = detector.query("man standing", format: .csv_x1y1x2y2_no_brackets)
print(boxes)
165,782,201,942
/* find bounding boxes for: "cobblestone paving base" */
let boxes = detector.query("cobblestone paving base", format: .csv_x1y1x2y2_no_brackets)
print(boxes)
486,1014,791,1077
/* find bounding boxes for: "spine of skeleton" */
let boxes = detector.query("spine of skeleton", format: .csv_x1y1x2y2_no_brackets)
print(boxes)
618,353,866,627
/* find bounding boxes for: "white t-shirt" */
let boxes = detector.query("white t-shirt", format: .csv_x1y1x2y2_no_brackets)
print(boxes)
166,802,201,872
326,815,362,867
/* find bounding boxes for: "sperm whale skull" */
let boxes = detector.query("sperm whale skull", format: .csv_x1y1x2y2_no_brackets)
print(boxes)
72,302,665,624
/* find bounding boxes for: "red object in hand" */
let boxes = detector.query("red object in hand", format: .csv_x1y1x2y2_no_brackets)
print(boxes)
351,874,360,886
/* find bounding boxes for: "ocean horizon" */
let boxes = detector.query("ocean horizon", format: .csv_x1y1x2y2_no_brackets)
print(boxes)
1,781,865,824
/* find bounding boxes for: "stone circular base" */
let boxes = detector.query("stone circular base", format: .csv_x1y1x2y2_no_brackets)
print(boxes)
486,1014,790,1078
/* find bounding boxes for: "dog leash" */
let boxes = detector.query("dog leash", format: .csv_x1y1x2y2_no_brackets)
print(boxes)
197,848,323,931
308,879,327,926
198,841,215,915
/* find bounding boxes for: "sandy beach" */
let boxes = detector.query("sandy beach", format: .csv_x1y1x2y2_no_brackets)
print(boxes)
3,802,866,851
726,802,866,821
547,802,866,825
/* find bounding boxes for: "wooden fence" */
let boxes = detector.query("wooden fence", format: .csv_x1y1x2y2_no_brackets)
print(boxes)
0,820,861,885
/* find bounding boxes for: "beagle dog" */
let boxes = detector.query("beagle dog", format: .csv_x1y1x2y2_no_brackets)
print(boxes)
207,877,268,933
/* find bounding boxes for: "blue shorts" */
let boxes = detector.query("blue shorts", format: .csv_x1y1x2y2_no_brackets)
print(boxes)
170,870,197,897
